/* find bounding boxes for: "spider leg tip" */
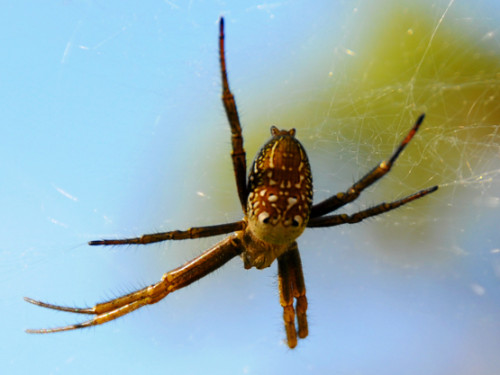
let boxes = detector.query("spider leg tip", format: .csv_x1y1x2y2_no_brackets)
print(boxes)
88,239,107,246
24,296,37,305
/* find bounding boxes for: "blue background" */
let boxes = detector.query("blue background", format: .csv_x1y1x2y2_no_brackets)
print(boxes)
2,1,500,374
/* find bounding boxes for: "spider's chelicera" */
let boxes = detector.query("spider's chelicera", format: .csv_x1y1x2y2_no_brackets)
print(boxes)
25,18,438,349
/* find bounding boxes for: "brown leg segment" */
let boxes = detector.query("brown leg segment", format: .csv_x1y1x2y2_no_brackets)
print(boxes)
88,220,245,246
308,185,438,228
288,245,308,339
219,17,248,212
310,114,429,218
277,243,308,348
25,235,242,333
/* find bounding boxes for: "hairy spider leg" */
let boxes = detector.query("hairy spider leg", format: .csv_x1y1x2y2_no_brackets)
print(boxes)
25,236,242,333
219,17,248,211
88,220,245,246
310,114,432,218
308,185,438,227
277,243,308,348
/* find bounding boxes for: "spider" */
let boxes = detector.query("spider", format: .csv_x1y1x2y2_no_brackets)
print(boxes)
25,17,438,349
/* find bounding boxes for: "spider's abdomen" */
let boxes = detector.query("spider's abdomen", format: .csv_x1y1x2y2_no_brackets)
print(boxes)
246,126,313,245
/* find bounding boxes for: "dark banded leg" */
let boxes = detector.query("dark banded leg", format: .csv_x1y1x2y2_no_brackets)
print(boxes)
88,220,245,246
310,114,430,218
308,186,438,227
219,17,248,212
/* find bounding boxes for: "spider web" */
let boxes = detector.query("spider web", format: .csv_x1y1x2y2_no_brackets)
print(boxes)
197,0,500,261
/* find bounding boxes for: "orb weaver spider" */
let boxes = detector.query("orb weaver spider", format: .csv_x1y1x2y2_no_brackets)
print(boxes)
25,17,438,348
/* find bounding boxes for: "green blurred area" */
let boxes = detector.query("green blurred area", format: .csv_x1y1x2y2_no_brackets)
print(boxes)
198,0,499,259
211,0,499,199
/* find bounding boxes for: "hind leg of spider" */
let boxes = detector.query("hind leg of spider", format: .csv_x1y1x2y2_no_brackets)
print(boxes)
310,114,428,218
88,220,245,246
277,243,308,348
25,235,242,333
308,185,438,228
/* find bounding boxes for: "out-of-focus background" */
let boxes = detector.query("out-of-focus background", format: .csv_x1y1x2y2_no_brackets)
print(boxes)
3,1,499,374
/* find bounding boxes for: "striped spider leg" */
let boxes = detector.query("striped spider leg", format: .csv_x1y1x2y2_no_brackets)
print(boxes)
25,235,243,333
308,113,438,227
25,17,438,349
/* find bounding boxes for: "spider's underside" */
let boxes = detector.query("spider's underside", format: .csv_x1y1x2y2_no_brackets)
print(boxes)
25,17,438,349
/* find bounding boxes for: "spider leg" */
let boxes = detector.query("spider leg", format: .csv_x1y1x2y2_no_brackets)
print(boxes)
25,235,243,333
219,17,248,212
308,185,438,228
277,243,308,348
310,114,428,218
88,220,245,246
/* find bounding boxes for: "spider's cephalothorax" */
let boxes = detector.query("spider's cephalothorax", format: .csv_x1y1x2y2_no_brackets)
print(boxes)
25,17,438,349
